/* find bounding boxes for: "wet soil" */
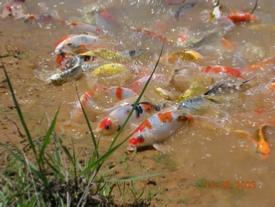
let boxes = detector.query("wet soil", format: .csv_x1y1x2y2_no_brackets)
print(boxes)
1,0,275,206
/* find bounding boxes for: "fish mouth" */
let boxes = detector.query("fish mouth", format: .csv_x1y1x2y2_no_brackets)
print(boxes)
127,144,137,153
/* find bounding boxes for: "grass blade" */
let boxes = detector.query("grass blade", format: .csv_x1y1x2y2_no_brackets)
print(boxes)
38,107,60,165
1,58,38,158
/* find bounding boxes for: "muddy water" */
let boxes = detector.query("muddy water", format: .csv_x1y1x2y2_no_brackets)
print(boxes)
1,0,275,206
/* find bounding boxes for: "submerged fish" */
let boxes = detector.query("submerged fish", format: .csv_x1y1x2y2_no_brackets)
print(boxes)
95,102,160,135
71,86,137,119
253,124,271,158
174,1,197,19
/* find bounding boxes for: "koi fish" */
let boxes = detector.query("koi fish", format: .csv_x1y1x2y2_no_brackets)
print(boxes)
168,50,202,63
132,27,168,45
2,0,26,19
54,33,100,55
226,0,258,24
127,110,191,151
50,55,83,85
201,66,242,78
128,110,227,151
253,124,271,158
245,56,275,72
174,1,197,20
127,74,169,89
176,95,219,111
209,0,222,21
63,20,102,33
203,75,256,96
95,102,160,135
80,49,147,61
166,0,185,5
177,79,208,101
89,63,127,77
71,86,137,119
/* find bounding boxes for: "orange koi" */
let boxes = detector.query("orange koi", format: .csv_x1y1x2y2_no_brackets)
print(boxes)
221,37,234,50
100,10,117,22
201,66,242,78
226,0,258,24
254,124,271,158
95,102,160,135
227,12,257,24
245,56,275,72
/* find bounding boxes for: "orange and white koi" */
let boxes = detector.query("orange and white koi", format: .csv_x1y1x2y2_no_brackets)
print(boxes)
253,124,271,158
54,33,100,55
201,66,242,78
72,86,138,119
95,102,160,135
127,110,192,151
128,111,226,151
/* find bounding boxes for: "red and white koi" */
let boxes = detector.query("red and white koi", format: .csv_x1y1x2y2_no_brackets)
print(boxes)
201,65,242,78
95,102,160,135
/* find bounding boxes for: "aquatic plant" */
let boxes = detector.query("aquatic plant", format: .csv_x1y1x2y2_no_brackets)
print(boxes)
0,45,164,206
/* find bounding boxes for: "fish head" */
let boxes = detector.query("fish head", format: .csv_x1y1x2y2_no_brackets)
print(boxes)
256,141,271,158
95,117,120,135
50,74,64,85
127,130,154,152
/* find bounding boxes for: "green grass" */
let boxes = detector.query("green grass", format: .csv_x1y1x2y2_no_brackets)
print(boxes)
0,45,166,206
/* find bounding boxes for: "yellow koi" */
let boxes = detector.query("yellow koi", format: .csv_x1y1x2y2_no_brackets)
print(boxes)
168,50,202,63
89,63,127,77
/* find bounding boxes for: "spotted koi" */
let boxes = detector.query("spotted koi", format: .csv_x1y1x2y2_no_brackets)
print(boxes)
95,102,160,135
127,110,192,151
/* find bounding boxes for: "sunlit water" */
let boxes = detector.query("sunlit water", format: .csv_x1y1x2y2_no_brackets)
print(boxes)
0,0,275,206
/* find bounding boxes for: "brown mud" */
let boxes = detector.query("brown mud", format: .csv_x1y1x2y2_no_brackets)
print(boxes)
1,0,275,206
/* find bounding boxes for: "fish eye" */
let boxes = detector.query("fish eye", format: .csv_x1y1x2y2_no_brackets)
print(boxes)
105,124,110,130
137,134,144,140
